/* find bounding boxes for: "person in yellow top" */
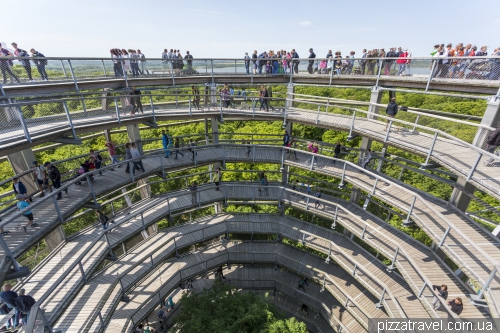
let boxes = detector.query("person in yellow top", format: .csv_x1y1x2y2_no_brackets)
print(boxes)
213,170,220,191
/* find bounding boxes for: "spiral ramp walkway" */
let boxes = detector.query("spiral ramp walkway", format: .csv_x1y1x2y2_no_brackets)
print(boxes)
0,80,499,332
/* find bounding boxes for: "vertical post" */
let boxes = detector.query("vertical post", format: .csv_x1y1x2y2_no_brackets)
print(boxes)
60,60,68,77
62,100,78,139
211,60,214,85
234,59,237,73
438,227,451,247
425,60,437,92
325,243,331,264
375,288,386,308
417,282,428,298
384,121,392,143
404,196,417,225
387,247,399,271
101,60,107,77
466,152,482,181
67,59,79,91
52,195,64,223
114,98,121,123
329,63,334,86
189,96,192,116
477,267,498,299
86,175,97,203
140,212,146,232
339,163,347,186
352,264,357,276
78,261,88,283
332,206,338,228
98,311,105,329
412,115,420,132
348,111,356,138
375,58,383,88
16,106,32,143
315,105,320,124
424,132,439,165
111,202,115,216
360,226,367,239
149,95,156,125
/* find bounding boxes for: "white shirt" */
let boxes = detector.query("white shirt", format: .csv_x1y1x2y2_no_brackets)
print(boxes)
33,166,45,180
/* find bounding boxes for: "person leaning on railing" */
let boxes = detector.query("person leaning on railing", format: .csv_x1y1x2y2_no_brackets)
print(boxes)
484,122,500,166
384,97,398,131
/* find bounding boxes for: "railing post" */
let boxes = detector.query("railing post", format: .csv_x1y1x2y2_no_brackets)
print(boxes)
101,60,107,77
52,195,64,223
321,275,326,292
78,261,88,283
404,196,417,225
111,202,115,216
332,206,338,228
62,100,78,139
387,247,399,271
329,63,334,86
67,59,79,91
348,111,356,138
360,226,367,239
86,175,97,204
412,115,420,132
60,60,68,77
477,267,498,299
210,60,214,85
310,155,314,170
98,310,105,329
466,152,482,181
375,288,386,308
352,264,357,276
438,227,451,247
424,132,439,165
194,146,197,165
280,147,285,169
0,235,21,271
252,146,255,162
425,60,437,92
114,98,121,123
16,106,32,143
104,232,117,260
252,97,256,116
339,162,347,186
315,105,320,124
384,120,392,143
325,243,331,264
140,212,146,232
189,96,192,116
305,197,310,210
418,282,427,297
375,59,383,88
149,95,156,125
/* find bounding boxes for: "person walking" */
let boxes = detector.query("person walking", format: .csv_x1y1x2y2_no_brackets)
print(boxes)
259,85,269,111
260,175,269,196
484,123,500,166
125,143,133,173
89,149,102,176
283,130,290,147
361,149,372,169
244,52,250,74
129,50,140,77
0,46,20,84
173,138,184,159
334,141,343,159
307,48,316,74
16,195,37,232
96,209,109,231
359,49,367,75
0,284,20,330
396,49,409,76
189,182,198,204
111,49,123,77
30,48,48,81
447,298,463,315
252,50,258,74
384,97,398,131
45,162,62,200
213,170,220,190
130,142,146,173
105,141,120,169
162,130,170,158
137,49,147,74
15,289,36,325
191,85,201,110
432,284,448,310
161,48,170,73
291,49,300,74
189,139,196,160
314,189,323,209
32,161,51,197
298,277,308,292
130,87,143,115
12,43,33,82
13,178,32,203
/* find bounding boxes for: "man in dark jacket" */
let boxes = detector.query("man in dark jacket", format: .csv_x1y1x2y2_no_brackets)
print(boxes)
44,162,62,200
283,130,290,147
384,97,399,131
307,48,316,74
13,178,32,202
15,289,36,325
291,49,300,74
484,123,500,166
432,284,448,310
0,284,19,329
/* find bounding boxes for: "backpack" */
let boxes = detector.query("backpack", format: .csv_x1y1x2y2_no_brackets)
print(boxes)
38,53,48,65
97,154,103,161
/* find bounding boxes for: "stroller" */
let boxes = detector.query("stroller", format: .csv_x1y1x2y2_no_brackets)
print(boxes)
74,161,95,185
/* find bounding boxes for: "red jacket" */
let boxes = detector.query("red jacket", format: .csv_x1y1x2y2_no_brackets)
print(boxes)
396,52,408,64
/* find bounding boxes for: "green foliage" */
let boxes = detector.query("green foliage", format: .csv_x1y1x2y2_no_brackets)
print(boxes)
173,282,306,333
267,317,308,333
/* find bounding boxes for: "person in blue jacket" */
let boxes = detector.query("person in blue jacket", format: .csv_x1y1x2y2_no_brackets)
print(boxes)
13,178,31,202
162,130,170,158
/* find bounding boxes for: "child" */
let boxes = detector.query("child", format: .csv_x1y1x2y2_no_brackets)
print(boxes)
17,195,37,232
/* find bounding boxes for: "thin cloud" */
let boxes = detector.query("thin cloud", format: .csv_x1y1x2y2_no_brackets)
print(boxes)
193,9,235,16
298,21,312,26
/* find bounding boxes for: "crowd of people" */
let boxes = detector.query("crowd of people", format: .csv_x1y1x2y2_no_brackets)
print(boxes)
1,42,48,83
0,284,38,330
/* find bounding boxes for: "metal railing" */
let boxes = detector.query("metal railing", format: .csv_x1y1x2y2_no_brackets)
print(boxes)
1,56,499,90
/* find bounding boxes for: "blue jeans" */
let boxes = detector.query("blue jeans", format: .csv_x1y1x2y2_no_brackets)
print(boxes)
111,155,120,164
245,63,249,74
397,64,406,75
272,62,278,74
2,305,19,328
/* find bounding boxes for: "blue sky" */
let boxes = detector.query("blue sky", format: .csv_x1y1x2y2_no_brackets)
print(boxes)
1,0,499,58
